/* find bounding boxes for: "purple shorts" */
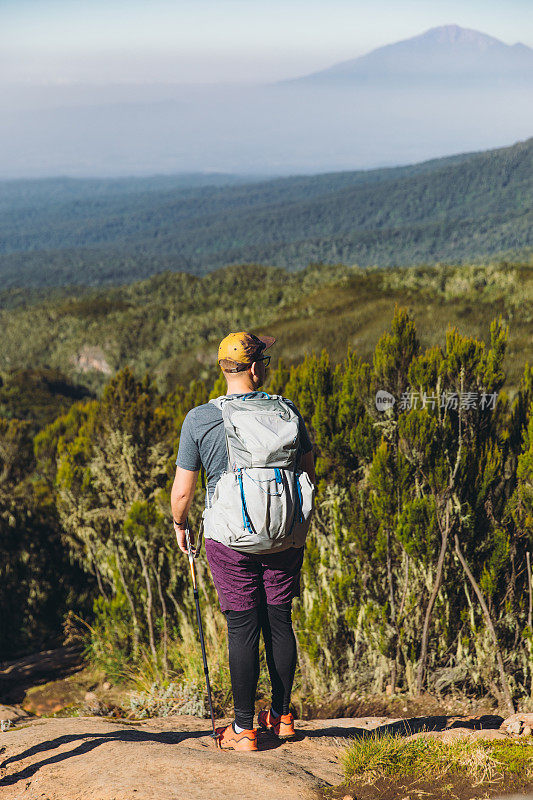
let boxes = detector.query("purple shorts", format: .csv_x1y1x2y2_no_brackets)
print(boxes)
204,539,305,612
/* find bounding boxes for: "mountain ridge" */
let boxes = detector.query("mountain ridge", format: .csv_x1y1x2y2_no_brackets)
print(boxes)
287,24,533,84
0,137,530,288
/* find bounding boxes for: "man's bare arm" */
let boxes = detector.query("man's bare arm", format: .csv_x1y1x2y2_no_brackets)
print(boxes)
171,466,199,553
300,450,316,485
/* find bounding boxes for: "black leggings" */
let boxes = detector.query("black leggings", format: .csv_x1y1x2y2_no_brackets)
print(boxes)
224,602,297,730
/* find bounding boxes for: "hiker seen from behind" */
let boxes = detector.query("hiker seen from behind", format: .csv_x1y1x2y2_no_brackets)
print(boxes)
171,332,315,751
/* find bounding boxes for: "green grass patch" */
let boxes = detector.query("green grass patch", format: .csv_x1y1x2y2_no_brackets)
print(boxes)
343,733,533,786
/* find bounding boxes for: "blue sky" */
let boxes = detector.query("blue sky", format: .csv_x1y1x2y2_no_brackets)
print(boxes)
2,0,532,84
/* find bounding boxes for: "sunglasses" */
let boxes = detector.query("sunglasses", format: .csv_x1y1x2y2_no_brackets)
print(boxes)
230,354,271,372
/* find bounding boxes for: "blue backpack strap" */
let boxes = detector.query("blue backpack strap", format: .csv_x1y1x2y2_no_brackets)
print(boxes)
285,439,305,535
296,475,304,522
237,468,255,534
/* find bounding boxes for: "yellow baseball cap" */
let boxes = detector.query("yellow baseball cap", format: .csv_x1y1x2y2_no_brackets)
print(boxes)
218,332,276,371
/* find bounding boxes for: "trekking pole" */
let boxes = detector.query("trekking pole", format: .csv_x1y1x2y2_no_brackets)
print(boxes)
184,520,217,738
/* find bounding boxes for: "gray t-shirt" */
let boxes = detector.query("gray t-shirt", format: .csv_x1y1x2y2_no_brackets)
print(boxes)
175,391,313,504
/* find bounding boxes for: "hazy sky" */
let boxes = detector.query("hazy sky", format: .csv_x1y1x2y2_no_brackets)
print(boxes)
2,0,532,84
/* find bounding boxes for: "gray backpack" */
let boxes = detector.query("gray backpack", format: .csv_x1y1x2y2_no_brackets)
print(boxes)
202,393,315,554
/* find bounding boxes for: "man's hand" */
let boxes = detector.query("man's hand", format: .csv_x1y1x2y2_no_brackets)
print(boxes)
174,521,194,554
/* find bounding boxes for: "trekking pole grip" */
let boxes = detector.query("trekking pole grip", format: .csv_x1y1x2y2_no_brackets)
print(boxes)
184,520,197,589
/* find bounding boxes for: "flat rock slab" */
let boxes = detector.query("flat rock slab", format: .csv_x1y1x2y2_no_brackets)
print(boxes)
0,714,518,800
0,716,343,800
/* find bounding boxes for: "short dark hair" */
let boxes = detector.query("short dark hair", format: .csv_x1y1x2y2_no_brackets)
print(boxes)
220,359,253,374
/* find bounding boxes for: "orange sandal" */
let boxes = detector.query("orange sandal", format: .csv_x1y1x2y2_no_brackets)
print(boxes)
257,708,296,739
214,723,258,751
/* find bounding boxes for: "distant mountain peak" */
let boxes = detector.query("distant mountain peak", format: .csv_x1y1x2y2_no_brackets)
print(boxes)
288,24,533,84
416,24,503,47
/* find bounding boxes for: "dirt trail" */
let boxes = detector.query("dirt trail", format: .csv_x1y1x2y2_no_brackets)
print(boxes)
0,647,83,706
0,712,514,800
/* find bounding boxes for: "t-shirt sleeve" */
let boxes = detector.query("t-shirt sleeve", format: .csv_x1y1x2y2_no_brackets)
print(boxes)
286,399,313,454
175,409,201,471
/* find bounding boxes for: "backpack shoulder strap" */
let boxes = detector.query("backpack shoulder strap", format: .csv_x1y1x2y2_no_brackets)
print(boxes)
209,395,232,469
209,395,227,410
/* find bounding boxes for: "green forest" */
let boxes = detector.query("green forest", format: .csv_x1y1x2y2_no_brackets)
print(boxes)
1,258,532,711
1,259,531,399
0,138,530,287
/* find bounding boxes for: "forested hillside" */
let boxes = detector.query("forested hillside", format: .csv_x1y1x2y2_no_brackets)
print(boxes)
0,139,530,287
0,261,531,400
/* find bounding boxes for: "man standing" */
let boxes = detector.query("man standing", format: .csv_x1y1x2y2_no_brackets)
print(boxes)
171,332,315,751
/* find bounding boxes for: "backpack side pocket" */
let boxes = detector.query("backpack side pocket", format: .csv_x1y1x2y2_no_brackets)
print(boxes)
291,470,315,547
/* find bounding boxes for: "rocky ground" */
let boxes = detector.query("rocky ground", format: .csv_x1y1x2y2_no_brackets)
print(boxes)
2,711,533,800
0,712,345,800
1,648,532,800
